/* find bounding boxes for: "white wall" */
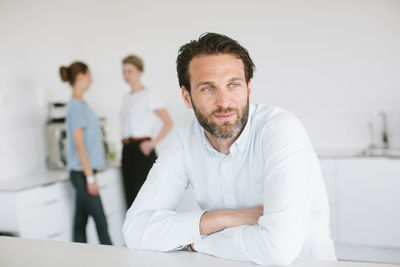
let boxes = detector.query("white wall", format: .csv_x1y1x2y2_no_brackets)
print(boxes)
1,0,400,178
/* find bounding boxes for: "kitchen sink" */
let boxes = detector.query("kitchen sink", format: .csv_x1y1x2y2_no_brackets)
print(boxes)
357,148,400,158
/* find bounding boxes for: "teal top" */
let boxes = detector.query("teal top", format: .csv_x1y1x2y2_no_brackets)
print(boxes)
66,99,105,171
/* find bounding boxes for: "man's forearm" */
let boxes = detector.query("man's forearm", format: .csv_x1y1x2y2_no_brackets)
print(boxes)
199,210,231,235
199,205,263,235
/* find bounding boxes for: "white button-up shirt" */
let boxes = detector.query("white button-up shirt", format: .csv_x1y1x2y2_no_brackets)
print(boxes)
123,104,336,265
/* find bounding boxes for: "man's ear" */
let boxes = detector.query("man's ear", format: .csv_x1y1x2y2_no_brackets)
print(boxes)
181,86,193,109
247,81,251,97
247,80,252,99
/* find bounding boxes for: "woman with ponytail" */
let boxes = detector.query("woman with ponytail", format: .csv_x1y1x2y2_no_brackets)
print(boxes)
60,62,112,245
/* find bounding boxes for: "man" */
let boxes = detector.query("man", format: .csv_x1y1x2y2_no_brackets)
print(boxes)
123,33,336,265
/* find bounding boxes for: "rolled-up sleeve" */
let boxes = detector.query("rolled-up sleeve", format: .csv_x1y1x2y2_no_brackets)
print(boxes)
193,117,314,265
123,131,205,251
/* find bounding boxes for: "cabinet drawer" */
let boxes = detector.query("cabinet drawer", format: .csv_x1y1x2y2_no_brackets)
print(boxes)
337,159,400,247
16,181,73,210
108,212,125,246
319,159,336,175
99,182,126,216
322,174,335,205
329,203,338,243
18,198,74,239
47,230,72,242
85,212,125,246
96,168,121,187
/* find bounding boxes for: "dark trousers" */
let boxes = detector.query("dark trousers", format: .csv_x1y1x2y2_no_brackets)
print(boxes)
70,170,112,245
121,141,157,210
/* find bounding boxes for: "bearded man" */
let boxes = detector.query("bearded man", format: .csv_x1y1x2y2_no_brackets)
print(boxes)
123,33,336,266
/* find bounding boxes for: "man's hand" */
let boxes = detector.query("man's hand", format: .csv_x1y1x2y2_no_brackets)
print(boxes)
200,205,263,235
189,243,197,252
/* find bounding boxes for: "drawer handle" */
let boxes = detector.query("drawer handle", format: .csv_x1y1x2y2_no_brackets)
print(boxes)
42,183,56,188
47,232,63,239
44,199,59,205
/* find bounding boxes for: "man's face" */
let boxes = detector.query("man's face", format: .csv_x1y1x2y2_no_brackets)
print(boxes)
181,54,251,139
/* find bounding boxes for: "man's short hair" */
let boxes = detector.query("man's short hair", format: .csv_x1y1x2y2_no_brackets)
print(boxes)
176,32,255,92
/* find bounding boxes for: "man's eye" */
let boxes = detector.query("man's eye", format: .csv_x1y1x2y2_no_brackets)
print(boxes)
230,83,239,88
203,87,213,92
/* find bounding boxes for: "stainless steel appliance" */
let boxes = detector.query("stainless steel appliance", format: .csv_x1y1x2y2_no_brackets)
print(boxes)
46,122,68,169
46,119,109,169
48,102,67,123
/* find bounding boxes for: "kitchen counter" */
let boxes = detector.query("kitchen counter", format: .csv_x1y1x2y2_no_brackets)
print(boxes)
0,169,68,192
0,160,121,192
316,149,361,158
1,236,398,267
316,148,400,158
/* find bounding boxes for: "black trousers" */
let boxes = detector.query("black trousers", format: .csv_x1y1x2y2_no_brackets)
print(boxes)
70,170,112,245
121,141,157,210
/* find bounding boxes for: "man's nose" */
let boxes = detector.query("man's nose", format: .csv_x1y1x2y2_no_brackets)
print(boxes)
215,88,230,109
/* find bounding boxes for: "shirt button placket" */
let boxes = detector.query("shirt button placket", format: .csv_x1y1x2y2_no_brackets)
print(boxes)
221,160,236,209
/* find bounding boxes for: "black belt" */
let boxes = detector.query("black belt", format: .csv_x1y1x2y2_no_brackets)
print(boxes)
122,137,151,145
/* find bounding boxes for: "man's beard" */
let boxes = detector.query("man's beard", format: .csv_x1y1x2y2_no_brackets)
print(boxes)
191,97,249,139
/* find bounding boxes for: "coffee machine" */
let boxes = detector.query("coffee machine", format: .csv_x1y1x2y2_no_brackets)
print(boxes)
45,102,110,169
45,102,67,169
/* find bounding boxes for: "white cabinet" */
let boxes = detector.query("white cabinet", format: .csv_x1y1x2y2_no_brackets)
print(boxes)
336,158,400,248
0,180,74,240
18,197,74,239
97,168,127,218
319,157,400,264
319,159,338,243
0,167,126,246
86,167,126,246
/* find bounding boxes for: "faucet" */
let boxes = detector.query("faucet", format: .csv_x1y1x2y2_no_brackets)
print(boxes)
378,111,389,149
367,111,389,151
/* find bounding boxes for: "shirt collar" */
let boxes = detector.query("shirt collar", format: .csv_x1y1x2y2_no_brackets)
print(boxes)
199,122,218,156
233,103,254,153
197,103,255,156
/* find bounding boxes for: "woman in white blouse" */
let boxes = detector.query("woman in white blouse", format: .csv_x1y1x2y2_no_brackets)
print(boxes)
120,55,173,209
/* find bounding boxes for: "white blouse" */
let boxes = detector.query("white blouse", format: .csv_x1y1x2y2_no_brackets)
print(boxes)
120,89,165,139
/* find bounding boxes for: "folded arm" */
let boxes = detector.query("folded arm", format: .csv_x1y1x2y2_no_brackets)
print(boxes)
199,205,263,235
192,118,314,265
123,132,205,251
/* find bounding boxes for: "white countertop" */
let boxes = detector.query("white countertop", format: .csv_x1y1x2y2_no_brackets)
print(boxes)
0,236,398,267
316,149,360,158
0,169,68,192
1,153,400,192
0,161,120,192
316,148,400,158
